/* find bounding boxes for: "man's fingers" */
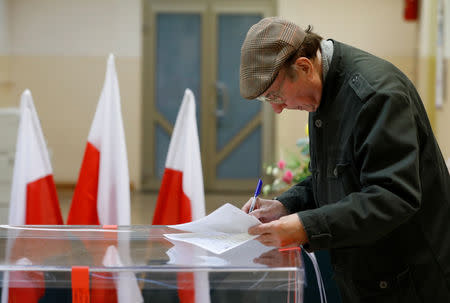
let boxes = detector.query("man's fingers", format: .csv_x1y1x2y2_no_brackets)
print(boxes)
248,208,263,220
248,197,260,213
241,203,250,213
241,197,253,212
257,234,276,247
249,210,271,223
248,222,272,235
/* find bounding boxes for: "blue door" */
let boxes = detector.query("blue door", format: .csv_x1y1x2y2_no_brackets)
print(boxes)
142,1,275,192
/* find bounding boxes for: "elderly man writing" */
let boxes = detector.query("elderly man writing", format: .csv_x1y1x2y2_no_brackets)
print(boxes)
240,17,450,302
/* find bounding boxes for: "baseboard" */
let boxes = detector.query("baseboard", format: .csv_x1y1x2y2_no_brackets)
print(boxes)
55,182,135,191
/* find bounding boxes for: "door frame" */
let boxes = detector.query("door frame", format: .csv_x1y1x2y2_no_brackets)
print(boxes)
141,0,276,192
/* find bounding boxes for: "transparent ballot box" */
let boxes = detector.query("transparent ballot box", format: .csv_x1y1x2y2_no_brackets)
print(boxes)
0,225,304,302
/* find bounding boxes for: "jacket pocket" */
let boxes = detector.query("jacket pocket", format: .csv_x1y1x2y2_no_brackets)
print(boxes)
333,163,360,192
326,162,361,202
353,267,421,303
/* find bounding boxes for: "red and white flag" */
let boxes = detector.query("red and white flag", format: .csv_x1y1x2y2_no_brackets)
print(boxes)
153,89,210,303
153,89,205,225
67,54,141,303
2,89,63,303
67,54,130,226
8,89,63,226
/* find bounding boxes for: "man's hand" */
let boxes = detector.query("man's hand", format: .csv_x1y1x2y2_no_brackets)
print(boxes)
253,247,303,267
248,213,308,247
242,197,289,223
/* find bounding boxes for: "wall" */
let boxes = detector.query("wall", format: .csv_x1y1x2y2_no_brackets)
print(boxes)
276,0,419,159
432,1,450,159
3,0,448,189
2,0,142,187
436,60,450,159
0,0,11,104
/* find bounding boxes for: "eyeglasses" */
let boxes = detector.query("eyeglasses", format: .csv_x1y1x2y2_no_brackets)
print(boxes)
256,92,286,104
255,72,286,105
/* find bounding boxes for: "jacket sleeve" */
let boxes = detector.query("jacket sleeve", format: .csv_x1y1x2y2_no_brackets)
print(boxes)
275,175,316,213
298,93,422,251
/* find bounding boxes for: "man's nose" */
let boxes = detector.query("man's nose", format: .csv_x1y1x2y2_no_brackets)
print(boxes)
271,103,281,113
271,103,286,113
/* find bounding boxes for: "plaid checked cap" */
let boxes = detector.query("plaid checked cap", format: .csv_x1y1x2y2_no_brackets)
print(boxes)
240,17,306,100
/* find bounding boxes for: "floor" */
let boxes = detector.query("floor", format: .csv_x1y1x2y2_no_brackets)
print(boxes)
57,188,250,225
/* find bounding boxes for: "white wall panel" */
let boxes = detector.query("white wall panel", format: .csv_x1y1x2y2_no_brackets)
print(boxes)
0,0,10,54
279,0,418,58
10,0,141,56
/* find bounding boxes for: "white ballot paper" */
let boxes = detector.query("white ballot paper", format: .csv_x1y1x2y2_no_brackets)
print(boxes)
164,203,261,254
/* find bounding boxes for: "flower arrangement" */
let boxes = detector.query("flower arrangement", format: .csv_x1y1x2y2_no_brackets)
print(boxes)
262,125,311,196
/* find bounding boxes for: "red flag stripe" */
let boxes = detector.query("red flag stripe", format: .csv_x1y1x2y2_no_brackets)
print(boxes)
8,271,45,303
26,175,63,225
177,272,195,303
67,141,122,302
67,142,101,225
153,168,195,303
90,273,118,303
152,168,192,225
10,174,62,302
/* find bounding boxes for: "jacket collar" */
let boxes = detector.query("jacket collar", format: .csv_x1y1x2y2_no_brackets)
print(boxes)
316,40,346,114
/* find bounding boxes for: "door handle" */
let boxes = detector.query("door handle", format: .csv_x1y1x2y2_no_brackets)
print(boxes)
215,81,230,118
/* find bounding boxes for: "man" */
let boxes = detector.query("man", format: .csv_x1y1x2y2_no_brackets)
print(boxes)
240,17,450,302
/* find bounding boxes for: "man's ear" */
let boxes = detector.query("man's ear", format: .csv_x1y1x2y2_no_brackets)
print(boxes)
294,57,312,76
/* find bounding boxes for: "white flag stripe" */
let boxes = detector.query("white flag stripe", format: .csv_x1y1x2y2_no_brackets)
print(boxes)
90,54,137,303
166,89,205,221
194,272,211,303
9,90,53,225
102,245,144,303
8,104,28,226
89,53,131,226
25,90,53,179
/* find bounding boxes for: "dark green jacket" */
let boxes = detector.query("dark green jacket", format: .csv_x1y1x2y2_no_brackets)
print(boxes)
277,41,450,302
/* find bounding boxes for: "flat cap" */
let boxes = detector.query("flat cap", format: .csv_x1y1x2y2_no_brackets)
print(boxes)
240,17,306,100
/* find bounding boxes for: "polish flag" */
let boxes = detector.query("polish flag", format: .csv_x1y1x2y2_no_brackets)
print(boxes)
153,89,210,303
152,89,205,225
67,53,130,226
2,89,63,303
8,90,63,226
67,54,141,303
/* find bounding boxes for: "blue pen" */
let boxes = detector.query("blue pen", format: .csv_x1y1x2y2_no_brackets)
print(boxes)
249,178,263,213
